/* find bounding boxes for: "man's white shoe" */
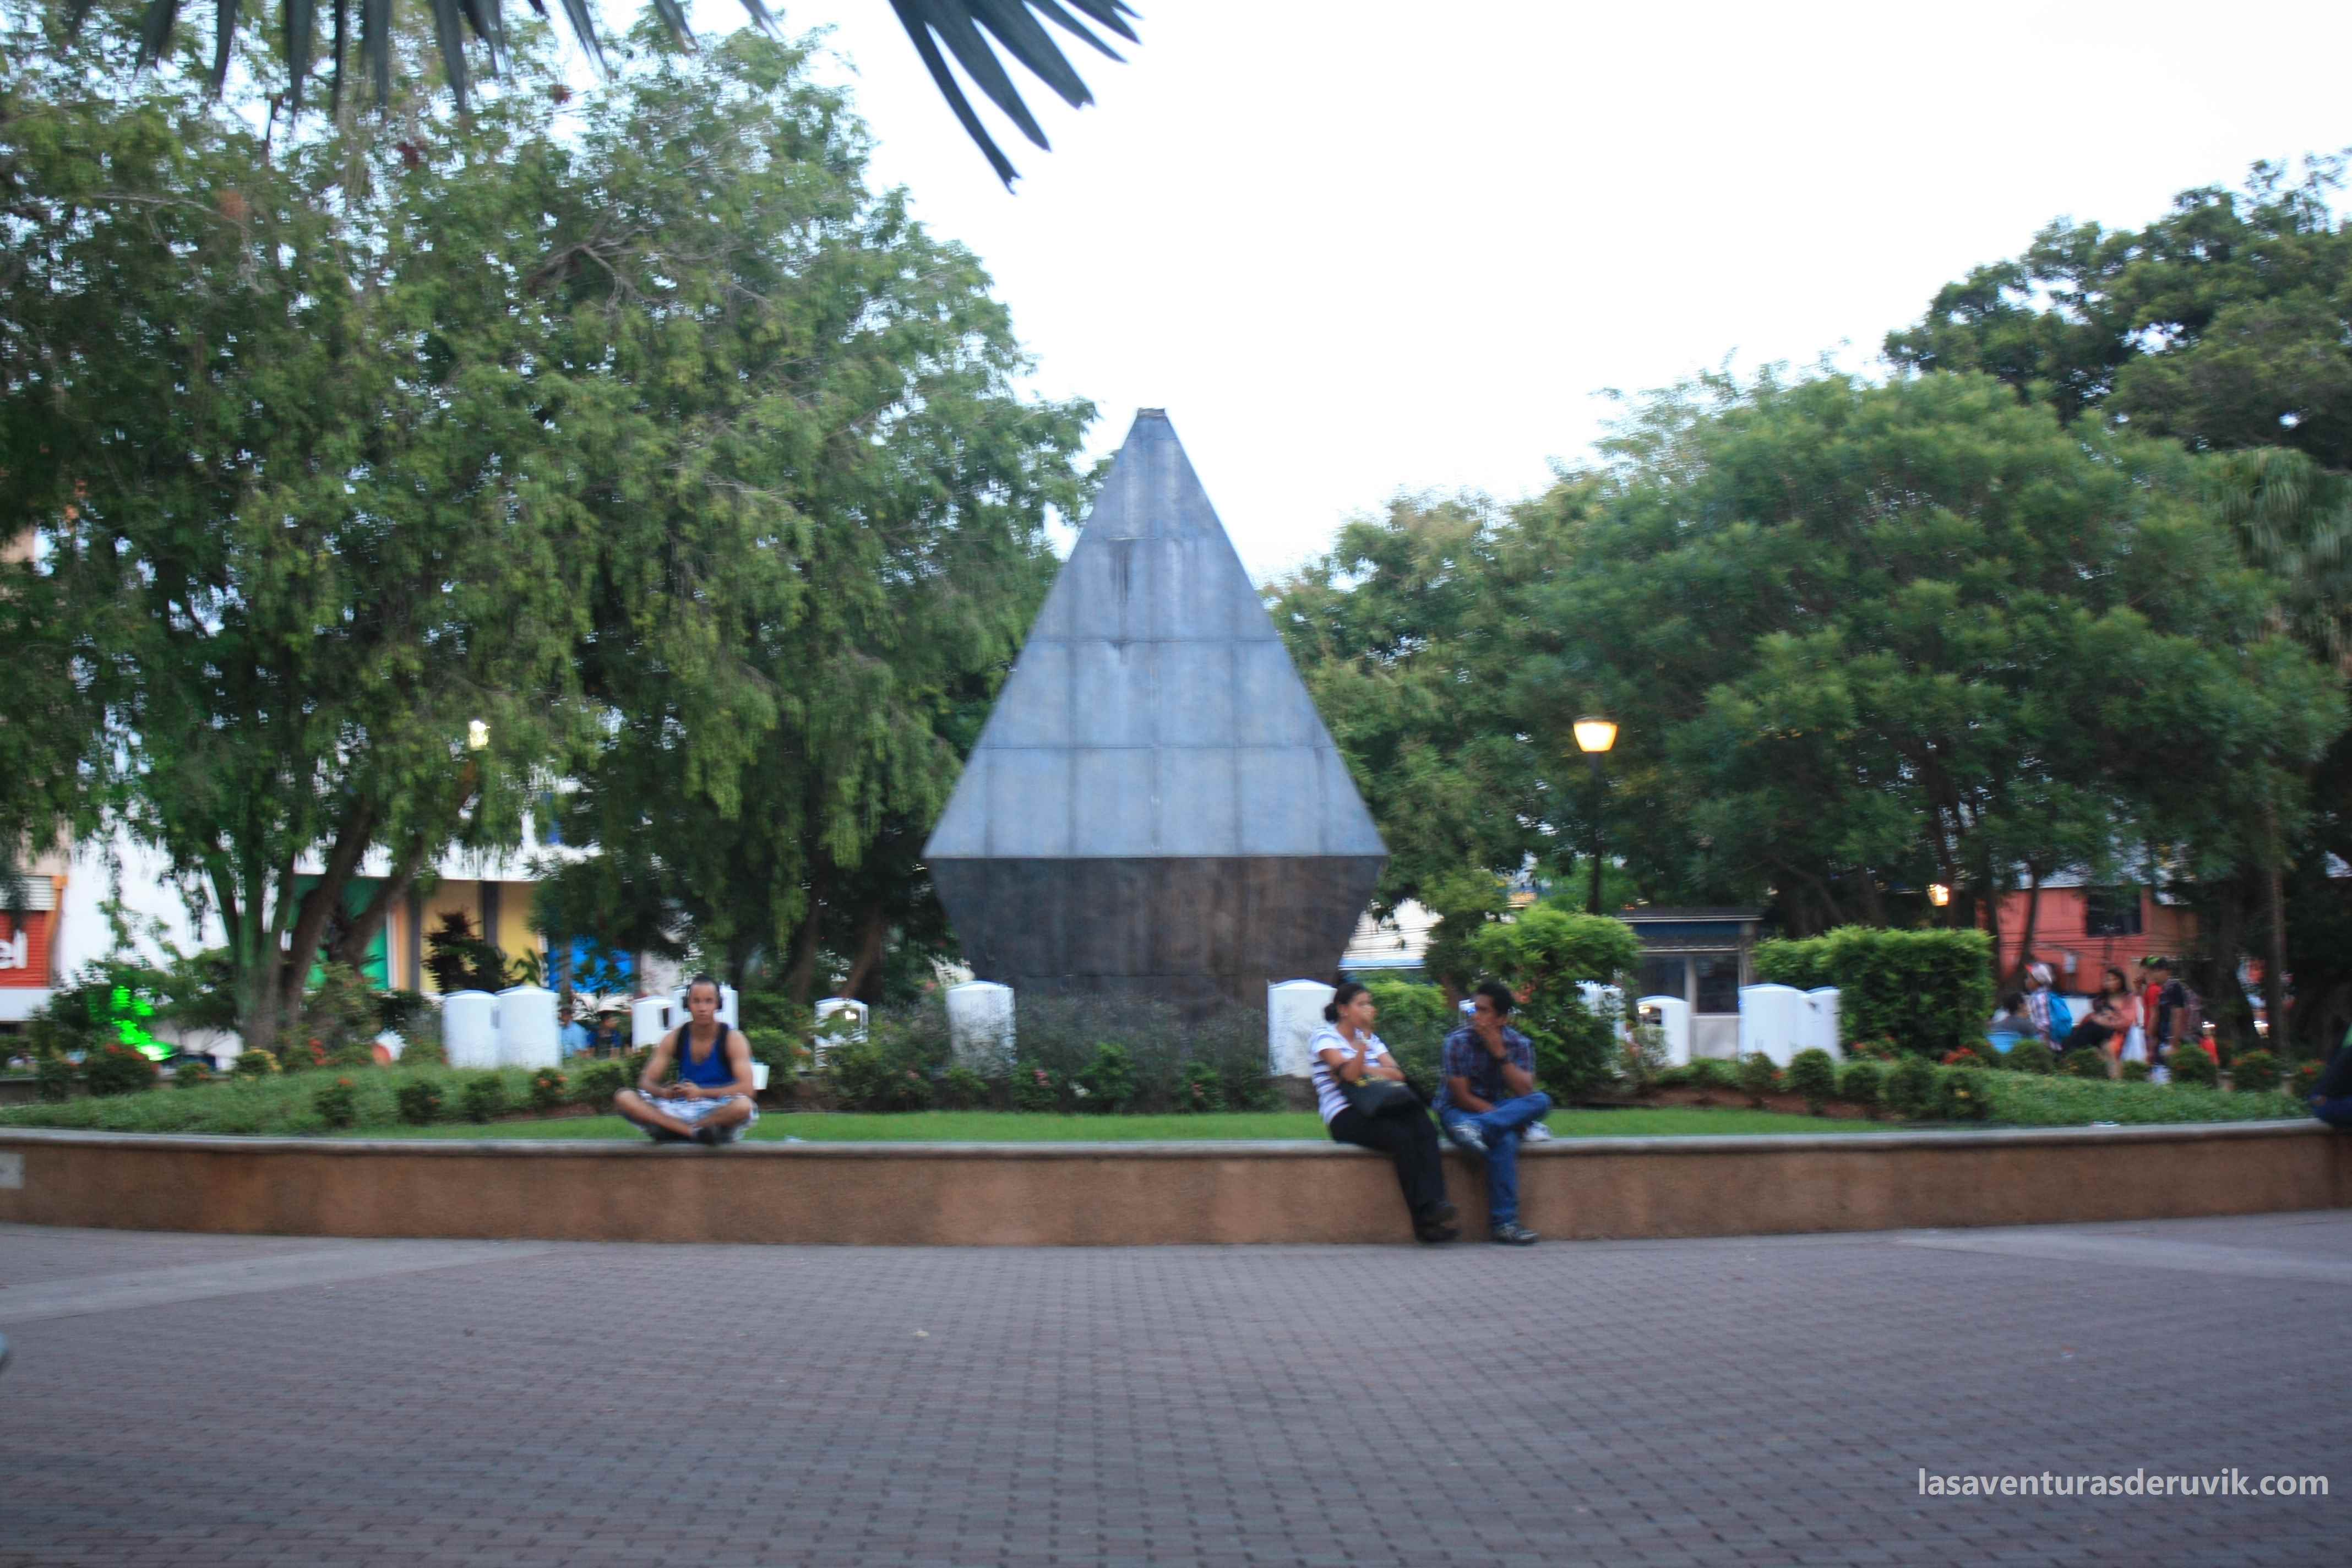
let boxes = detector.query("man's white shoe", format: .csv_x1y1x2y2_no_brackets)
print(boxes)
1522,1121,1555,1143
1443,1118,1489,1156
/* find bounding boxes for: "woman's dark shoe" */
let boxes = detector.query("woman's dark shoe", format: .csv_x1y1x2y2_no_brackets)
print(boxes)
1414,1218,1461,1243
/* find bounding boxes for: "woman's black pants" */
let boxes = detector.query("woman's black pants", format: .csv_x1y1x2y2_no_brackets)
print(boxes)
1328,1091,1450,1223
2065,1020,2115,1054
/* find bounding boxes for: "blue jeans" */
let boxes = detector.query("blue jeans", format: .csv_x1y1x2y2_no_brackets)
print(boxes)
2310,1095,2352,1131
1440,1092,1553,1226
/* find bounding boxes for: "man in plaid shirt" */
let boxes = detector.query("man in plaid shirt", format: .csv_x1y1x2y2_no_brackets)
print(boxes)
1436,981,1554,1245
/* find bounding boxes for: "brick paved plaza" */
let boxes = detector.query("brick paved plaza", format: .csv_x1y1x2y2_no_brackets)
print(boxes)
2,1213,2344,1566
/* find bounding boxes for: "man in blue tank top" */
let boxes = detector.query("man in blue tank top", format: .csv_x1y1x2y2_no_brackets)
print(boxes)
615,976,759,1145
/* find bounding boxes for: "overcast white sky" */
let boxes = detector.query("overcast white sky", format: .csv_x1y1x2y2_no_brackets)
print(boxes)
693,1,2352,582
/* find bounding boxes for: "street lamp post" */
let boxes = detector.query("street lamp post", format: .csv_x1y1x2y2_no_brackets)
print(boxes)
1572,716,1618,916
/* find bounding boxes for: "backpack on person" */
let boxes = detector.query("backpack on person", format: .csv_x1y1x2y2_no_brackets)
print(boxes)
2045,995,2073,1039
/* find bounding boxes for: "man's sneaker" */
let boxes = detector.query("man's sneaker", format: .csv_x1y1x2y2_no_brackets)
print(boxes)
693,1124,727,1147
1521,1121,1555,1144
1489,1221,1540,1246
1443,1119,1488,1157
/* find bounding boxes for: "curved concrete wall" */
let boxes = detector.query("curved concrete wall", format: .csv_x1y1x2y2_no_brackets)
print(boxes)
3,1123,2346,1246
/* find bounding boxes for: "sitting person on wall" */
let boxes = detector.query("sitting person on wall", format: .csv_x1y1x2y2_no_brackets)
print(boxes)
614,976,758,1146
1311,981,1460,1243
1986,993,2036,1055
2064,968,2135,1058
1435,981,1550,1246
2308,1028,2352,1131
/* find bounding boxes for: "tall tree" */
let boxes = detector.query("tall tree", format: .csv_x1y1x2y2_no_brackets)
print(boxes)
514,29,1093,1001
1,21,1086,1037
1886,154,2352,466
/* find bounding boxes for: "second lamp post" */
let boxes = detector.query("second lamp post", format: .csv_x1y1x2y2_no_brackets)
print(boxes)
1573,716,1618,914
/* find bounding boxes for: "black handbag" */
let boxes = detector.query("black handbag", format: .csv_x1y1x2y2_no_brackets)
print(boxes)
1342,1074,1419,1117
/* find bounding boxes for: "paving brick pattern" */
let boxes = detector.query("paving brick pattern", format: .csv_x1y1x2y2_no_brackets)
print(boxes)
1,1213,2343,1566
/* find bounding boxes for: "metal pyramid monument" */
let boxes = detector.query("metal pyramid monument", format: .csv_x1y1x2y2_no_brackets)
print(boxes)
924,410,1387,1009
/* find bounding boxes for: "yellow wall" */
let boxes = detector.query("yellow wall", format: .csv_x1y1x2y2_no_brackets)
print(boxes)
418,883,481,995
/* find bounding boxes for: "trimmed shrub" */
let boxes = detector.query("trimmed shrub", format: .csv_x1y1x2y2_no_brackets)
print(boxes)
1752,927,1995,1059
34,1052,74,1102
2000,1039,2054,1074
1785,1048,1838,1113
2168,1042,2220,1088
1362,980,1452,1037
2290,1060,2324,1098
84,1044,159,1098
459,1075,507,1122
1847,1038,1902,1061
2057,1048,2107,1080
2229,1050,2280,1093
1684,1057,1733,1097
743,1028,806,1079
572,1060,627,1106
2120,1060,2152,1083
231,1048,278,1079
1178,1061,1224,1113
825,1040,935,1112
1942,1047,1985,1069
940,1065,993,1110
172,1059,214,1090
312,1076,358,1130
1934,1066,1990,1122
1010,1061,1061,1113
1883,1054,1937,1120
396,1080,444,1125
1836,1058,1882,1113
1469,907,1642,1102
1736,1052,1780,1107
1073,1042,1137,1113
278,1037,329,1073
529,1066,568,1112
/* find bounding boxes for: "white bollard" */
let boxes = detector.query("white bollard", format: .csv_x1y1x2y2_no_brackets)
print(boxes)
442,990,499,1069
630,995,673,1048
496,985,560,1069
946,982,1015,1068
1804,987,1843,1060
1738,983,1809,1067
1267,979,1336,1078
813,998,869,1069
1636,995,1692,1066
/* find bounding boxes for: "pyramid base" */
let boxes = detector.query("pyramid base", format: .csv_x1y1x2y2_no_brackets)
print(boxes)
931,855,1386,1015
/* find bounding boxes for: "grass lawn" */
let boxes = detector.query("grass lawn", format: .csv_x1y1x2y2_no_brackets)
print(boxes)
352,1107,1885,1141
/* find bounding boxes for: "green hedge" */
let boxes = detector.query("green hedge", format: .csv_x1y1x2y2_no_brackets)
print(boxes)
1752,927,1995,1059
1468,907,1641,1102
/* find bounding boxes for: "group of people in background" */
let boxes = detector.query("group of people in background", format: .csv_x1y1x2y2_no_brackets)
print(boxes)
1307,979,1551,1246
1994,956,2197,1079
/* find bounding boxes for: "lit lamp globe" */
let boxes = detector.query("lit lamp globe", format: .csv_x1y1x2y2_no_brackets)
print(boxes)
1573,717,1618,755
466,720,490,751
1927,883,1952,907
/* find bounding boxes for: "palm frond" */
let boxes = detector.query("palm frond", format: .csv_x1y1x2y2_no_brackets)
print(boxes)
79,0,1140,184
889,0,1141,185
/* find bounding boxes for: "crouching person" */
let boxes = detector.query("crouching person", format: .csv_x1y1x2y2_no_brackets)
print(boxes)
1437,981,1551,1245
615,976,758,1146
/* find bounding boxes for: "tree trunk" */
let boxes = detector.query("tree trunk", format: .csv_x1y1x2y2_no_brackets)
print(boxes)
2262,786,2291,1053
841,906,891,1004
1979,876,2003,989
783,870,827,1005
2013,866,2044,987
